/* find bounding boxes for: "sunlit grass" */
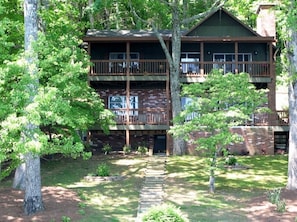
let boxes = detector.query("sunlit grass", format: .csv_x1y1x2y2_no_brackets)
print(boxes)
1,154,148,222
165,155,288,221
0,154,288,222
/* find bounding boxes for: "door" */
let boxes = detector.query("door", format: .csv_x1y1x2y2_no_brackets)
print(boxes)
153,135,166,154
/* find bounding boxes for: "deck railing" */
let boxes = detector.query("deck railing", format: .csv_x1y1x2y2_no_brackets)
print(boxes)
111,108,168,125
91,60,167,76
109,108,288,126
90,60,271,77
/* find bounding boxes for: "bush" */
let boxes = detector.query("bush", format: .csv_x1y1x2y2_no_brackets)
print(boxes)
267,188,282,204
96,163,110,176
142,204,188,222
102,144,112,155
137,145,148,155
123,145,131,154
266,188,286,213
224,155,237,166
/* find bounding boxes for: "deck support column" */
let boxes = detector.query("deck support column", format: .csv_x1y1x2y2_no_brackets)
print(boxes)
126,41,131,146
125,129,130,148
235,42,238,73
165,40,171,155
200,42,204,76
268,42,276,125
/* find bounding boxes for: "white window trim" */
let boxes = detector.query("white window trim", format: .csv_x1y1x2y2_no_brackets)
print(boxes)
181,52,200,74
213,53,252,74
108,95,138,116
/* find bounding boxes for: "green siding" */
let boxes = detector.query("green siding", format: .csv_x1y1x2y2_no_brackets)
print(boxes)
187,10,257,37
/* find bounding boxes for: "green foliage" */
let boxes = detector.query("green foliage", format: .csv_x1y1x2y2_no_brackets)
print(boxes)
102,144,112,155
224,155,237,166
266,188,286,213
267,188,282,204
77,190,88,201
61,216,71,222
0,0,115,179
96,163,110,176
170,70,268,192
170,70,267,146
123,144,131,154
225,0,257,28
142,204,189,222
137,145,148,155
0,0,23,64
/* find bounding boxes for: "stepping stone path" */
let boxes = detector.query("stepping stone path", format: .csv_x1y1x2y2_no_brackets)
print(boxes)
135,155,167,222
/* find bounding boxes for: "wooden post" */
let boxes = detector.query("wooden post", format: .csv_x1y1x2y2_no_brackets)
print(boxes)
235,42,238,73
200,42,204,75
126,42,131,146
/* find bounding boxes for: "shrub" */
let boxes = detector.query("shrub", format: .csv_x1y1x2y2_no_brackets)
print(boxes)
102,144,112,155
276,199,286,213
123,144,131,154
96,163,110,176
142,204,189,222
267,188,286,213
137,145,148,155
224,155,237,166
61,216,71,222
267,188,282,204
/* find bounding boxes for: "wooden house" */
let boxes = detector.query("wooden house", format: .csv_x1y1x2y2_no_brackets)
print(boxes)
83,5,289,155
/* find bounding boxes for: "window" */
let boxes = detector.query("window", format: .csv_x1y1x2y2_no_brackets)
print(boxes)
108,96,138,116
213,53,252,74
181,52,200,74
109,52,139,72
181,97,198,121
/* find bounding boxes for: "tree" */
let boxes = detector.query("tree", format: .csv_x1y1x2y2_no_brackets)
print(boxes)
0,0,114,214
129,0,222,155
169,71,268,192
22,0,44,214
280,0,297,190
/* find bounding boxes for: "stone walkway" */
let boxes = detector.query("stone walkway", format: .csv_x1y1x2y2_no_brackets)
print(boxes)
135,155,167,222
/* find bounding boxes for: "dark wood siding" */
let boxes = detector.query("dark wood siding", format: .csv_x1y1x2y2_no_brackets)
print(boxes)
187,11,256,37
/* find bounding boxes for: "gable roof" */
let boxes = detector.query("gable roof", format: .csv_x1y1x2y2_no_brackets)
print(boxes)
184,7,260,37
84,7,275,43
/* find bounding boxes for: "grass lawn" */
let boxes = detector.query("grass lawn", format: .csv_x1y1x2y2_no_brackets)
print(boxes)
44,154,148,222
165,155,288,222
0,154,288,221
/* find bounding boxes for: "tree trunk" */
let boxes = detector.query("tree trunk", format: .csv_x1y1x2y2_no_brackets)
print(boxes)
170,0,185,155
22,0,44,214
209,173,215,193
287,28,297,190
89,0,94,29
13,161,26,190
24,152,44,215
209,152,217,193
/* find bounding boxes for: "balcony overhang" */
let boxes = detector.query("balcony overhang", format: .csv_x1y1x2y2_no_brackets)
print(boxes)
88,75,168,82
91,125,170,131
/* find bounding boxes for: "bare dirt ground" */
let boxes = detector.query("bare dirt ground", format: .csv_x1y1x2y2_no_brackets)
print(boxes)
241,188,297,222
0,186,296,221
0,186,82,222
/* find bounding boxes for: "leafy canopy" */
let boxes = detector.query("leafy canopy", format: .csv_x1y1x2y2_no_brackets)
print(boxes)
0,0,114,179
170,70,268,152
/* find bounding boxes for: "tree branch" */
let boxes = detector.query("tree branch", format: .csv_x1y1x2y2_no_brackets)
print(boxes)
181,0,226,25
128,0,173,65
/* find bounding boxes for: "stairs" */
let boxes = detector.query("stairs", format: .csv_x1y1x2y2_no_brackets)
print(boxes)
135,155,166,221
